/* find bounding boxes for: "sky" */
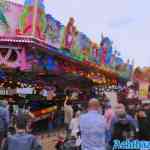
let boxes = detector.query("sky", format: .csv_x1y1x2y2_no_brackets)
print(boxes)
10,0,150,67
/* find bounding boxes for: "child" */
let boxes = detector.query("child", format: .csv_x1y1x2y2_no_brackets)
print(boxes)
75,132,81,150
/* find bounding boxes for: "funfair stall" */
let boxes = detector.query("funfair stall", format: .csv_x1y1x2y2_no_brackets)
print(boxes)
0,0,133,126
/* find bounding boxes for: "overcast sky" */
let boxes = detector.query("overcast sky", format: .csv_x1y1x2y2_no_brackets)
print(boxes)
10,0,150,67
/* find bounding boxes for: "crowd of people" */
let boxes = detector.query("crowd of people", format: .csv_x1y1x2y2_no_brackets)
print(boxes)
0,93,150,150
0,100,42,150
62,96,150,150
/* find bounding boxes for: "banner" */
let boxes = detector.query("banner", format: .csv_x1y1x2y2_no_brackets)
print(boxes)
139,81,149,100
16,88,33,94
45,14,62,48
0,88,16,95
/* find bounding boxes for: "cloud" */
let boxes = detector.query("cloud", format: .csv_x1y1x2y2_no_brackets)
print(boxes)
109,17,136,29
7,0,150,67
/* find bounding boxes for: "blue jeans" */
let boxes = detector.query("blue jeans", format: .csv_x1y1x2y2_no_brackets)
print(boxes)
48,122,54,134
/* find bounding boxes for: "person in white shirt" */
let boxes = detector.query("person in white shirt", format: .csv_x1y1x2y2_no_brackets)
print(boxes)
69,111,81,137
64,96,73,133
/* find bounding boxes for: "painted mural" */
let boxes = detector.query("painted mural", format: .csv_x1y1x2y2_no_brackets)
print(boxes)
62,17,76,50
44,14,63,48
0,0,133,79
0,1,23,36
17,0,46,39
99,34,113,65
0,47,32,71
0,0,9,34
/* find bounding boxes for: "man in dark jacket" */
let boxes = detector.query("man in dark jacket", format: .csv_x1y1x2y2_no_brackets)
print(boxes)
111,104,138,141
137,109,150,140
143,104,150,123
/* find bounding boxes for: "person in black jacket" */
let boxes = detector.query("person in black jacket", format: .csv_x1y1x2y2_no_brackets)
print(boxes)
137,109,150,140
111,115,136,141
143,104,150,124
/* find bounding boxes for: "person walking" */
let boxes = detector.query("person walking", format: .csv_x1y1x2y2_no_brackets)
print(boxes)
104,103,115,148
69,111,80,137
2,112,42,150
0,100,10,147
80,98,107,150
15,103,34,132
64,96,73,135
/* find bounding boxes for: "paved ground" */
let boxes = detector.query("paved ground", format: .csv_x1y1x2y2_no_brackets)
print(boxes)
41,135,56,150
39,129,65,150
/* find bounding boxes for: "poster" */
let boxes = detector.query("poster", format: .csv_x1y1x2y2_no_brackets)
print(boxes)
139,81,149,100
44,14,62,48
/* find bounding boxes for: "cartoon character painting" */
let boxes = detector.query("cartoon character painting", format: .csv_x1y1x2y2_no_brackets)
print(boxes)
70,32,92,61
77,33,91,61
44,14,61,44
100,34,113,65
62,17,76,50
0,8,8,26
91,43,99,64
71,31,80,56
0,1,9,34
116,59,131,78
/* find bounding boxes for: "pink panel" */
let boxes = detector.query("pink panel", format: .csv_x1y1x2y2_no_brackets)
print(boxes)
0,2,23,37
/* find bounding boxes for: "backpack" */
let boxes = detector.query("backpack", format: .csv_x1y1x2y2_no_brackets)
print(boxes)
15,109,28,127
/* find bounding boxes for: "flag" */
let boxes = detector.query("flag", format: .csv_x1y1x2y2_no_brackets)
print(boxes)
100,34,113,65
101,47,107,64
106,47,113,65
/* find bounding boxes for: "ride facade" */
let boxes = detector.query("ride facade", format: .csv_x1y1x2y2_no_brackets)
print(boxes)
0,0,133,83
0,0,134,123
